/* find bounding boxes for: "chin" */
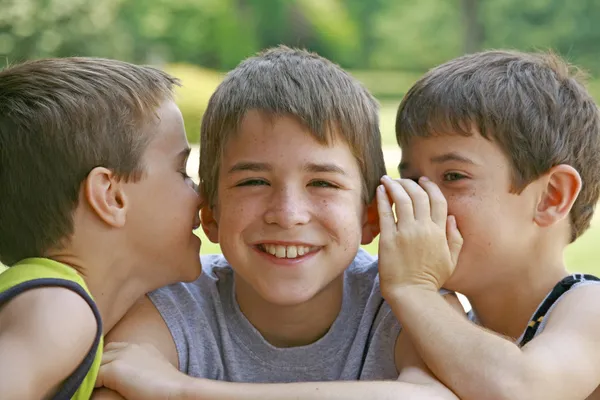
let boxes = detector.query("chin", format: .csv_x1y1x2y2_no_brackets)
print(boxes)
260,287,318,307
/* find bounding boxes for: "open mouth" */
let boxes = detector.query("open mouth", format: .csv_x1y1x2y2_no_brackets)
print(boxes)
256,244,319,259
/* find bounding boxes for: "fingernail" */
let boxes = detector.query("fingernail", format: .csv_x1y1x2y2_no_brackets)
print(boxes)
382,175,392,181
378,184,385,192
419,176,430,182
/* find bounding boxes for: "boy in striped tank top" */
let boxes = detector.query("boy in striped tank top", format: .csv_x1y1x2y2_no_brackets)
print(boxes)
378,50,600,399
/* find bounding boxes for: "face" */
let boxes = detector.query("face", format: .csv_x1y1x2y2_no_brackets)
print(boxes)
207,111,371,306
400,133,541,294
123,100,202,286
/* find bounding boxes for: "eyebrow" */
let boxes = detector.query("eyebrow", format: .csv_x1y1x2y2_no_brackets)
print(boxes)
399,152,476,172
228,162,272,174
303,162,347,175
430,152,476,165
227,161,347,175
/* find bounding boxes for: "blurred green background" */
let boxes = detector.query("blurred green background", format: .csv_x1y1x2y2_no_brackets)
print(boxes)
2,0,600,275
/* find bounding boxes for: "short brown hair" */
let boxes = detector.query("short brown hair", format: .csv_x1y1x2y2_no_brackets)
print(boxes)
0,57,179,265
396,50,600,241
200,46,385,206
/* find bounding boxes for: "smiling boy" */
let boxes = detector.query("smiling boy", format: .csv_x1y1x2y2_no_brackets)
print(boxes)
95,46,458,400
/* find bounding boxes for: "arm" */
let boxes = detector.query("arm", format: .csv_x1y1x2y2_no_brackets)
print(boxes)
93,294,178,399
376,177,600,400
98,312,458,400
389,284,600,400
0,287,96,399
98,340,458,400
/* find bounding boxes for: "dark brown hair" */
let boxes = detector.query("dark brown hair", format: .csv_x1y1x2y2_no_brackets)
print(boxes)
396,50,600,241
0,57,179,265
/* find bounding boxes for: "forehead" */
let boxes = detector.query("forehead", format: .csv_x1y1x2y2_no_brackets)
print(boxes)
221,111,360,170
401,132,505,164
143,100,187,156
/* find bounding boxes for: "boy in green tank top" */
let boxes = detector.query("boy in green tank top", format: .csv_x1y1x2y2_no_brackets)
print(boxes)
0,58,203,399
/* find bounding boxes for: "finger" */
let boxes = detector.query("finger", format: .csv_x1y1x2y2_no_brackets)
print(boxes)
381,175,415,224
446,215,464,266
419,177,448,228
376,184,397,234
103,342,129,352
397,178,431,221
95,365,108,388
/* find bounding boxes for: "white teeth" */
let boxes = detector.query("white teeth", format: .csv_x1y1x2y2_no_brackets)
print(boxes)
287,246,297,258
262,244,312,259
275,246,286,258
265,245,277,256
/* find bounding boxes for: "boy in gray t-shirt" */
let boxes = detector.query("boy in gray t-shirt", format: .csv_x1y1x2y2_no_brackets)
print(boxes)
94,47,459,400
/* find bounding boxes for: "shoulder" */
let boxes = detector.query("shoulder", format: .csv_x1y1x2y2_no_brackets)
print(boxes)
0,287,97,397
1,285,97,346
542,281,600,332
106,295,179,367
150,253,232,308
346,248,378,276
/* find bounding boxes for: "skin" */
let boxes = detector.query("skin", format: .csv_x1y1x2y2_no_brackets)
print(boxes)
377,133,600,400
93,112,459,400
0,99,202,399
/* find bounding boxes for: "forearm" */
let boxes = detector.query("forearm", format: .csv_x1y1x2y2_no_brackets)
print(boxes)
387,287,533,400
181,378,457,400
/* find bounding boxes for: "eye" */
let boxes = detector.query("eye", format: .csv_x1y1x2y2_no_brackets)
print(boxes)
236,179,269,187
308,180,338,188
443,172,467,182
180,170,191,179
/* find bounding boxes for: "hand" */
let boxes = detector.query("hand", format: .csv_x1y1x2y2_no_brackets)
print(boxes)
376,176,463,295
95,342,192,400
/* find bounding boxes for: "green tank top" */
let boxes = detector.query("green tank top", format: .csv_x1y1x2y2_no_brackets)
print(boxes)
0,258,103,400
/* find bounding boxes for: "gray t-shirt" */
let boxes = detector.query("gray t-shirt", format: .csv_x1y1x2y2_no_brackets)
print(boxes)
149,249,401,382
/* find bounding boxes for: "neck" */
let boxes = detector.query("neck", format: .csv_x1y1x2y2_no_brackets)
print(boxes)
466,252,568,340
50,252,150,334
234,274,344,347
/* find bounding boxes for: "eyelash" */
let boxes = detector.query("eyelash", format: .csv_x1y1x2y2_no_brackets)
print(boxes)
443,172,467,182
236,179,339,189
180,170,191,179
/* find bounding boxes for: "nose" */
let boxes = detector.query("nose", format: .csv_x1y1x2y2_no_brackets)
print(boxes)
264,185,311,229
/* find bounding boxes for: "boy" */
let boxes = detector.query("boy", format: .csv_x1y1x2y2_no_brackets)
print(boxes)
94,47,458,399
0,57,202,399
376,50,600,399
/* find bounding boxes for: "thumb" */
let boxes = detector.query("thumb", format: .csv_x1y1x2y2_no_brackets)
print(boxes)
94,365,108,388
446,215,463,266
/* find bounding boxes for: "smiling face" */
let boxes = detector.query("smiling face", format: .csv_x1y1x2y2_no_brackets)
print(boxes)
203,111,374,307
399,133,543,294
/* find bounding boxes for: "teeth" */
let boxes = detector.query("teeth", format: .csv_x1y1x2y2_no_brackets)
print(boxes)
263,244,312,259
275,246,286,258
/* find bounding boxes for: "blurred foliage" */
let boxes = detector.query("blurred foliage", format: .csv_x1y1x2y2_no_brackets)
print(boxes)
3,0,600,144
164,64,223,143
2,0,600,74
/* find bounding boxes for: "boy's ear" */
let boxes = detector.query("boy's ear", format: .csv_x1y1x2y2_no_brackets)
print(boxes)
534,164,581,228
84,167,127,228
200,206,220,243
361,199,380,245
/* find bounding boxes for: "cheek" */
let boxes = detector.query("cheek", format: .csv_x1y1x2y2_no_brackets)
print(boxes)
315,198,364,243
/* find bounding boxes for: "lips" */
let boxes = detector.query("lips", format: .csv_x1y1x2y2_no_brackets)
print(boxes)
192,218,201,230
